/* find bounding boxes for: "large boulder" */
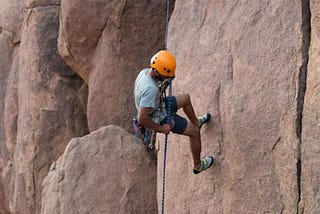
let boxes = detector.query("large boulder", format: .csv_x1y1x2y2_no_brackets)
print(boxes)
58,0,170,132
301,0,320,213
157,0,308,213
41,125,157,214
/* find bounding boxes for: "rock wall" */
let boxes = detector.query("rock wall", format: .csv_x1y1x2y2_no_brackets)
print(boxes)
41,125,157,214
0,0,168,213
157,0,315,213
0,0,319,213
0,0,88,213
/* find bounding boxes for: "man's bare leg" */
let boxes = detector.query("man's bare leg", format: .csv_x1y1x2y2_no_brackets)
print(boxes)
182,121,201,168
176,94,199,127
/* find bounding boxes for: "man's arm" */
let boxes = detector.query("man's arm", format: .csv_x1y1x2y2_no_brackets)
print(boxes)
138,106,171,134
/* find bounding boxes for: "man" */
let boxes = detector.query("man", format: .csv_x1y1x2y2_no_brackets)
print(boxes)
134,50,214,174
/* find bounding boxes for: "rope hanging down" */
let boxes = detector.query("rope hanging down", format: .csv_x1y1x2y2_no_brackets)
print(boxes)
164,0,171,50
161,0,172,213
161,79,172,214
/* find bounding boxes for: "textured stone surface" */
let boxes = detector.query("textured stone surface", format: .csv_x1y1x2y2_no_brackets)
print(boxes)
0,0,23,42
157,0,307,213
0,2,22,213
3,49,19,159
0,33,13,160
0,29,14,214
58,0,169,132
0,0,319,213
1,49,19,214
1,3,89,213
24,0,60,8
301,0,320,213
41,125,157,214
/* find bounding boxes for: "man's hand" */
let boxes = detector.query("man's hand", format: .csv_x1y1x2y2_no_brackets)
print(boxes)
139,107,172,134
160,124,172,135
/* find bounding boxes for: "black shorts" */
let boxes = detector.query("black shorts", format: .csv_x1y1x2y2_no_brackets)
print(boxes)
161,96,187,134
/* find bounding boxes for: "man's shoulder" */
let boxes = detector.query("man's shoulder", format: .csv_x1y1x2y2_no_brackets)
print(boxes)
137,69,155,84
137,68,150,77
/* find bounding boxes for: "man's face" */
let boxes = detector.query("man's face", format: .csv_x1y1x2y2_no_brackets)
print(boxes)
158,74,170,82
154,70,174,82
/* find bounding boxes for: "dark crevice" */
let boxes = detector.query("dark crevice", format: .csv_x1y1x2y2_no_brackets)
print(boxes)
297,159,302,211
24,4,61,10
296,0,311,213
271,137,281,151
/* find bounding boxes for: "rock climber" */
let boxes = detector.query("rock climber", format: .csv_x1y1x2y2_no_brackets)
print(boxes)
134,50,214,174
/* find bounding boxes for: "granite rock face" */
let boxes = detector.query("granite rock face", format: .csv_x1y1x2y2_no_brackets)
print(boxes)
58,0,170,133
41,125,157,214
0,1,88,213
157,0,312,213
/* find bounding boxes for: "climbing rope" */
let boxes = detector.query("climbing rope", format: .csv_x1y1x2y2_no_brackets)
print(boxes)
164,0,171,50
161,0,172,213
161,78,172,214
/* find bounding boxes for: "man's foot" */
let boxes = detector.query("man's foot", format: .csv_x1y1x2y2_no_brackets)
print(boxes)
193,156,214,174
198,113,211,129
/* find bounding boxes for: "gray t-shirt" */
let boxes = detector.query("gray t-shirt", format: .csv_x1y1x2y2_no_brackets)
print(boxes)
134,68,160,113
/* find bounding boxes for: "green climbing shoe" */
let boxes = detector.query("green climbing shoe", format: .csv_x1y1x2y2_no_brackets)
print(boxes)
193,156,214,175
198,113,211,129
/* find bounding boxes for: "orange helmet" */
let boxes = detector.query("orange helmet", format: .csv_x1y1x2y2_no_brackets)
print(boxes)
150,50,176,77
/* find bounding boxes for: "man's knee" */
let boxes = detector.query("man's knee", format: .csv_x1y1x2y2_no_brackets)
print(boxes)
183,123,200,138
177,93,191,108
190,124,200,138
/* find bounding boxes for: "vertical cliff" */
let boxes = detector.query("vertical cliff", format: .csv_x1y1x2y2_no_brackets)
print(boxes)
157,0,314,213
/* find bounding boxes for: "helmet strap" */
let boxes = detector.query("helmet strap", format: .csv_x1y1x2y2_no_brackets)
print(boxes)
152,68,166,82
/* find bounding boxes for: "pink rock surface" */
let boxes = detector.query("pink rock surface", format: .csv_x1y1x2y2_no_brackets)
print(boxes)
41,125,157,214
0,27,14,214
0,0,319,213
157,0,311,213
0,0,23,43
301,0,320,213
0,2,88,213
